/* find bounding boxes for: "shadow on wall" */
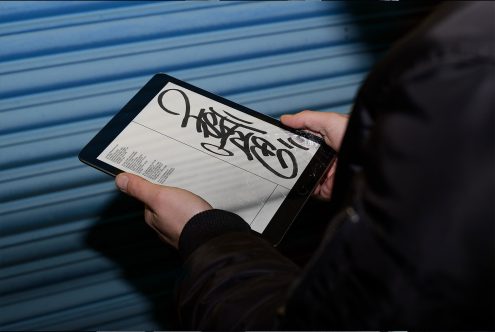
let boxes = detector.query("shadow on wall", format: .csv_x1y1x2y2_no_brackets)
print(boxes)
85,193,182,329
343,1,438,59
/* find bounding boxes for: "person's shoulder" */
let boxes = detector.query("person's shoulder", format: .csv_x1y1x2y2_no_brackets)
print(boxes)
416,2,494,53
361,2,494,97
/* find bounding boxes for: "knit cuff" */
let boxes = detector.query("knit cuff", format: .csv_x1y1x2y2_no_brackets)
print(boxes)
178,209,252,260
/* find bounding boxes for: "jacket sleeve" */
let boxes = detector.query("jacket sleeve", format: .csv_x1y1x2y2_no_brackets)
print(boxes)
176,210,300,331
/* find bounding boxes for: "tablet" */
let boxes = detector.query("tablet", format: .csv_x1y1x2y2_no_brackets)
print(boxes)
79,73,335,245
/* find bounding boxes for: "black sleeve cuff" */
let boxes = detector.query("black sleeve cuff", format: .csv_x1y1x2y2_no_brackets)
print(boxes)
178,209,252,260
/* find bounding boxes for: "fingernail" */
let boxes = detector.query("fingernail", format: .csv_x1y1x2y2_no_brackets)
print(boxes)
116,174,129,192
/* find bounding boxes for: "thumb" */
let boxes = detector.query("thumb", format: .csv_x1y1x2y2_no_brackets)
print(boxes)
281,111,327,135
281,111,348,150
115,173,160,206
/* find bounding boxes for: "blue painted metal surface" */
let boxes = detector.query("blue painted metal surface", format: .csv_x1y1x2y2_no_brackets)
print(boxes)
0,1,432,330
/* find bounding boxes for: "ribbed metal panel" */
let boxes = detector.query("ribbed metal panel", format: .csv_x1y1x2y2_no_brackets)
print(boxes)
0,2,432,330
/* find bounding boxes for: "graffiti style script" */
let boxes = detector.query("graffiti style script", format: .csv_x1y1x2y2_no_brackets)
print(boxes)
157,88,309,179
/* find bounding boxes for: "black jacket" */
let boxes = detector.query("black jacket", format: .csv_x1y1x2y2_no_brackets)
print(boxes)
176,2,495,330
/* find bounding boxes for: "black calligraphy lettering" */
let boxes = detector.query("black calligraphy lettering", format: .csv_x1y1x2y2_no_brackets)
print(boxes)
229,131,254,161
250,136,298,179
200,142,234,156
277,138,293,149
158,89,191,128
157,88,308,179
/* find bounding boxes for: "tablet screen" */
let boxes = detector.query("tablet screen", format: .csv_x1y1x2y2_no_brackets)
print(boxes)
97,82,320,233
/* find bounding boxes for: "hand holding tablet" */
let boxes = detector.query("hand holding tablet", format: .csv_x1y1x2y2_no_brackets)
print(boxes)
79,74,336,245
115,172,213,248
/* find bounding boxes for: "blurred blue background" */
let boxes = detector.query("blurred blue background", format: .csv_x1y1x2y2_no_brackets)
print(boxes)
0,1,433,330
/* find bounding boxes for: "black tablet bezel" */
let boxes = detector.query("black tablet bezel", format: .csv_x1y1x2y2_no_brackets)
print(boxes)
79,73,336,245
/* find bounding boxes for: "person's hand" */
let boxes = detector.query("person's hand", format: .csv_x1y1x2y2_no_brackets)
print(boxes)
115,173,212,248
281,110,349,200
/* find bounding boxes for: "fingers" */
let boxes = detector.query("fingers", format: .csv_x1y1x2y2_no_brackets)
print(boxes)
311,159,337,201
144,206,176,246
281,110,349,151
319,175,334,200
115,173,213,249
115,173,162,208
281,110,329,135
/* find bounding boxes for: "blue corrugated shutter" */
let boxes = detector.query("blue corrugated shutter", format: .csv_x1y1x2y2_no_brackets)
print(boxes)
1,2,432,330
